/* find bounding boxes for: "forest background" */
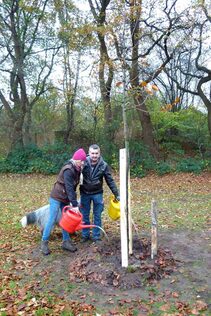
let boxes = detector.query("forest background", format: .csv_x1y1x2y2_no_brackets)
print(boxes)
0,0,211,177
0,1,211,314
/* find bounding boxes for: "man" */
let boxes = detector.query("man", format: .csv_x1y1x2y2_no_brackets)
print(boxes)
41,148,87,255
80,144,119,242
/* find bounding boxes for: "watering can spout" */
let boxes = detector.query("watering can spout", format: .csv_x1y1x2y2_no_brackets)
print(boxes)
75,223,96,231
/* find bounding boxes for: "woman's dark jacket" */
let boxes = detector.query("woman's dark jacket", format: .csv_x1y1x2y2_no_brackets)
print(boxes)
80,156,119,197
50,160,80,206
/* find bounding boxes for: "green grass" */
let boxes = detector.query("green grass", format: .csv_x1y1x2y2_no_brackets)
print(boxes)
35,308,54,316
130,188,210,231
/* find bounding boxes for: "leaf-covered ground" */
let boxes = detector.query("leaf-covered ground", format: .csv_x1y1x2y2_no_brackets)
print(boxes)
0,172,211,315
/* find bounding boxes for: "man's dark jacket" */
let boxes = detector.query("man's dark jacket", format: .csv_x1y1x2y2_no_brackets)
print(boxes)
80,156,118,196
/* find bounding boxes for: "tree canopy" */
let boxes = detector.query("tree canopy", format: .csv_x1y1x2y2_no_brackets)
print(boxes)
0,0,210,162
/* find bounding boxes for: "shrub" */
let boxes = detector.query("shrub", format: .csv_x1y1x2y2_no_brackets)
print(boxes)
130,164,146,178
2,144,43,173
27,159,57,174
0,160,9,173
155,161,172,175
160,142,185,157
0,143,71,174
129,141,156,177
205,159,211,171
176,158,205,174
151,106,210,158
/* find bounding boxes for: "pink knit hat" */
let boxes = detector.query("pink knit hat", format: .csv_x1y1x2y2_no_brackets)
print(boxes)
72,148,86,161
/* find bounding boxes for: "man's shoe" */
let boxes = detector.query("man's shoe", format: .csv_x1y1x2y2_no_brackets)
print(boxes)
92,239,102,244
41,240,51,255
62,240,77,252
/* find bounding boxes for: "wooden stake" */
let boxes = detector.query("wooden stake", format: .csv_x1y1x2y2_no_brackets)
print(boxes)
120,148,128,267
151,199,158,259
128,165,133,255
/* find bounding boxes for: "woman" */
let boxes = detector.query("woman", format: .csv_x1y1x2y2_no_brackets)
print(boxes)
41,148,87,255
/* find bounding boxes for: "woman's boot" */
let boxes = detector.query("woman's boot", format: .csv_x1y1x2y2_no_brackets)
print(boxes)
41,240,50,255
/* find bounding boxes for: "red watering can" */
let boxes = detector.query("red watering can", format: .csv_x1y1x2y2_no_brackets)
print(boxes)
59,205,96,233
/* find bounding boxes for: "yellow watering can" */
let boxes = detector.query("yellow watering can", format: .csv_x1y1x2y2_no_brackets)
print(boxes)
108,195,120,220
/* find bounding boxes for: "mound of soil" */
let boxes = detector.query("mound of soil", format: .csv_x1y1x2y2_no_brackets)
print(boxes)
69,237,177,289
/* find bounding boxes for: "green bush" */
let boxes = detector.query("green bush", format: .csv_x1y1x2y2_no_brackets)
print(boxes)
0,160,8,172
129,141,155,164
129,141,156,177
160,142,185,157
176,158,205,174
155,161,172,175
27,159,57,174
130,164,146,178
3,144,43,173
0,141,210,176
151,106,210,157
0,143,72,174
204,159,211,171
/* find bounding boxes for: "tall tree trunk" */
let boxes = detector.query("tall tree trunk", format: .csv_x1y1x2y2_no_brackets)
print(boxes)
197,75,211,137
129,0,160,159
24,107,32,146
11,116,25,149
98,35,113,125
208,107,211,137
88,0,114,145
0,90,25,149
135,94,160,159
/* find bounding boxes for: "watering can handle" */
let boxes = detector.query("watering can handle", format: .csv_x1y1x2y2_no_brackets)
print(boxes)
71,206,80,213
62,205,72,213
62,205,80,214
112,195,119,203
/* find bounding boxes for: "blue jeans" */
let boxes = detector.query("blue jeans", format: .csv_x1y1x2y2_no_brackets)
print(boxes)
42,197,70,241
80,193,104,240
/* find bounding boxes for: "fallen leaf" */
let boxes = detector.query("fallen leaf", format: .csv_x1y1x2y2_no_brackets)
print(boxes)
195,300,208,311
172,292,179,298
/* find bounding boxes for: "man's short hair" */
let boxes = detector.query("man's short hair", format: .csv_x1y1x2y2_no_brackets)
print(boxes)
89,144,100,151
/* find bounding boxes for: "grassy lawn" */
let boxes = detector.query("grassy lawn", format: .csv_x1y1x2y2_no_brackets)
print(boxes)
0,172,210,315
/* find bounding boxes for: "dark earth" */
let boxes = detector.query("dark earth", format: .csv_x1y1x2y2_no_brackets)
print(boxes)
68,236,176,289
